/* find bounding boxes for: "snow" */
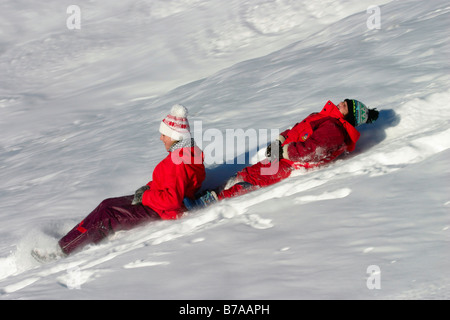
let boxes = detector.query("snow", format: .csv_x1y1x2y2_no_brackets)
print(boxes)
1,0,449,300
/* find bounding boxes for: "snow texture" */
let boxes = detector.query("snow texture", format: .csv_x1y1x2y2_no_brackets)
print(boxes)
0,0,449,299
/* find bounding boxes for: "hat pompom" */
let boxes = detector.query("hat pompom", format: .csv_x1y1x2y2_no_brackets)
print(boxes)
367,108,379,124
170,104,188,118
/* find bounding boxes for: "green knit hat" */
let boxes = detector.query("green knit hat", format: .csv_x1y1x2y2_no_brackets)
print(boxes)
345,99,379,127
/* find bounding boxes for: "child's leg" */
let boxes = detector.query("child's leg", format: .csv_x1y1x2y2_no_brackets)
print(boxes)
59,196,160,255
217,160,294,199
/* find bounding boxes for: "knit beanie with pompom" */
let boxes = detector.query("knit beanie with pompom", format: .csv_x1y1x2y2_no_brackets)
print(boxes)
344,99,379,127
159,104,191,141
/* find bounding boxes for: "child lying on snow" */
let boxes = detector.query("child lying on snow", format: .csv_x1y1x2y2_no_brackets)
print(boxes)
32,105,206,261
185,99,379,209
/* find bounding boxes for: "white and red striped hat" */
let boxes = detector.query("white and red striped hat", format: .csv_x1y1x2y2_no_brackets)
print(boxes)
159,104,191,141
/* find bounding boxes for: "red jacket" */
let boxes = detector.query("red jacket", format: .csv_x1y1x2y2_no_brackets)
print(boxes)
142,144,205,220
280,101,360,169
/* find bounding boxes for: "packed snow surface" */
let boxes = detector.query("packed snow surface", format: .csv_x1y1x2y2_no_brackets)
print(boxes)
0,0,449,299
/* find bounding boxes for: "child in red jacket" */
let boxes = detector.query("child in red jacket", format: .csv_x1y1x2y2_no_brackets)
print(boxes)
33,105,205,260
187,99,378,208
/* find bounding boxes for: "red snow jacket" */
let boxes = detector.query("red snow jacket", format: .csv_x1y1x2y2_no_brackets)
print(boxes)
142,143,205,220
280,100,360,169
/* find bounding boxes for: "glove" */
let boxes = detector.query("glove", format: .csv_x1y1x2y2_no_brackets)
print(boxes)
132,185,150,205
265,140,283,161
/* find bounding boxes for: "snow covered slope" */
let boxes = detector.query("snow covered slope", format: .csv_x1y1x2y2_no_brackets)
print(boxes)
1,0,449,299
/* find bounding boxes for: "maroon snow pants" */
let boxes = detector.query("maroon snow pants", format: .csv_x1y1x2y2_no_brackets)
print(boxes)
58,195,161,255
